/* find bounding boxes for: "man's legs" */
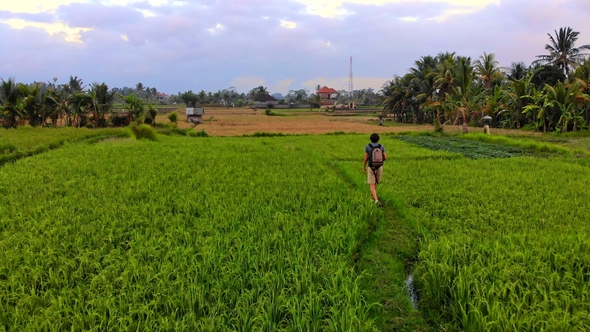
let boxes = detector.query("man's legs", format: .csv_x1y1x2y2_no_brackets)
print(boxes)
370,183,378,201
368,168,382,205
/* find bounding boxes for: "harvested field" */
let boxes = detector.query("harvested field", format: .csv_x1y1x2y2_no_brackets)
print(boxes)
154,108,539,136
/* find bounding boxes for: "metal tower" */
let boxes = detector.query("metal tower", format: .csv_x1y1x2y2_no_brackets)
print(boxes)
348,56,353,99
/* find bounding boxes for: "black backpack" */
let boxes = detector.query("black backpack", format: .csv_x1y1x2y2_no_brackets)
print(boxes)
368,144,384,169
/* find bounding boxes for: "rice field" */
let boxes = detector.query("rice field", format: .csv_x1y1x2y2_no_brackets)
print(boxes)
1,129,590,331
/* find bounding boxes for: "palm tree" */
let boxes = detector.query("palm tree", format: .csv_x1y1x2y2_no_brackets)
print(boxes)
249,86,269,100
544,79,588,132
502,77,533,129
507,62,528,81
68,76,85,93
523,87,552,132
451,57,478,133
89,83,116,127
571,59,590,125
475,52,503,89
535,27,590,76
0,78,20,128
122,94,145,122
68,92,93,127
311,93,321,108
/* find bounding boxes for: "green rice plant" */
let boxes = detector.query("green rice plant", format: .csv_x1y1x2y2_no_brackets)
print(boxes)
185,128,209,137
0,135,382,330
131,124,158,141
168,111,178,123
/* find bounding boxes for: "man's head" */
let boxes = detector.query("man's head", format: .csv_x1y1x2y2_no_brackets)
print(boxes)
370,133,379,143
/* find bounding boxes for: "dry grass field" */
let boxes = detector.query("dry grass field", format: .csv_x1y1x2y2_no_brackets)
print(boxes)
153,107,534,137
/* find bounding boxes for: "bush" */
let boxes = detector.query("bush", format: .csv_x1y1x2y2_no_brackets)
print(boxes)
246,132,286,137
131,124,158,141
265,109,273,116
168,112,178,123
144,117,154,125
110,114,129,127
186,128,209,137
0,143,17,154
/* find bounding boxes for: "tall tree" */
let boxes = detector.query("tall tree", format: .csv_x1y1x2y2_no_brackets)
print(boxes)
507,62,529,81
136,83,144,95
67,76,85,94
475,52,502,89
89,83,116,127
535,27,590,76
0,78,20,128
122,94,145,121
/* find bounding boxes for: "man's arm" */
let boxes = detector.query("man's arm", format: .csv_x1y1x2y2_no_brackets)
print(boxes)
363,152,369,173
383,152,388,161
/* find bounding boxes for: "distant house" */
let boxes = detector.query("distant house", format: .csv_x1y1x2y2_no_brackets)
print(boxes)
253,94,278,107
317,86,338,105
156,93,168,104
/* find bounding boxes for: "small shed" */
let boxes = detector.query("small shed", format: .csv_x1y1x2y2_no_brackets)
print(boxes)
186,107,205,124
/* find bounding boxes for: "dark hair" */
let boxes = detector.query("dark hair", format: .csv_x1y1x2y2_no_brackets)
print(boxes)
370,133,379,143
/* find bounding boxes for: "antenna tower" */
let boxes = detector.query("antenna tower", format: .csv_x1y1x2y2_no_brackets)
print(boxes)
348,56,353,99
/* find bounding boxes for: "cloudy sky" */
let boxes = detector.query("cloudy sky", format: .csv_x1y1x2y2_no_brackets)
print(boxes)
1,0,589,95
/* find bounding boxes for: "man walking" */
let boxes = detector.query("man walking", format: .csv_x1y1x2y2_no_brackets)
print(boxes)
363,133,387,206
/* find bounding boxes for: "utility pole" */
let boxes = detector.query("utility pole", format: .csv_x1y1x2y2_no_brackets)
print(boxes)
349,56,353,99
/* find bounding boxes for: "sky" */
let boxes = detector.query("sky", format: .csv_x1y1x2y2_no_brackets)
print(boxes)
1,0,590,95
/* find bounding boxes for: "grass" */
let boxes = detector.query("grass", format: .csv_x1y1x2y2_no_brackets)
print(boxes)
0,126,128,165
3,128,590,330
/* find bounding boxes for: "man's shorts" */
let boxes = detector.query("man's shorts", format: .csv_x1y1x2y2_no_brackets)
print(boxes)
367,167,383,184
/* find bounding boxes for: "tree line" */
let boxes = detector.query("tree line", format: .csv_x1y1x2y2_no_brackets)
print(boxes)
381,27,590,133
2,26,589,132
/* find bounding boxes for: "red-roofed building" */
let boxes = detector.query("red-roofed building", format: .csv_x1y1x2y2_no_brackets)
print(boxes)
156,92,168,104
317,86,338,105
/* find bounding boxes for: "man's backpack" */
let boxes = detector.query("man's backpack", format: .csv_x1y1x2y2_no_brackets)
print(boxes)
368,144,384,169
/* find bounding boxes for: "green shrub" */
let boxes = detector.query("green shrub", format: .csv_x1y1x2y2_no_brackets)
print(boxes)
168,112,178,123
0,143,16,154
246,132,286,137
144,117,154,125
147,105,158,124
131,124,158,141
186,128,209,137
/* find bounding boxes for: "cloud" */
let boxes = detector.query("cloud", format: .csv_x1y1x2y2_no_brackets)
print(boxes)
2,0,87,14
274,78,297,92
291,0,499,18
231,77,267,93
280,19,297,29
1,18,92,43
1,0,590,97
208,23,225,35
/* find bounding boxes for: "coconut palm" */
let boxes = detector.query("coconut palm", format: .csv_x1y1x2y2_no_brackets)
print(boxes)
0,78,21,128
429,54,457,97
68,92,93,127
475,52,503,89
67,76,85,93
136,83,144,95
450,57,478,133
535,27,590,76
502,77,533,129
310,93,321,108
122,94,145,121
89,83,116,127
544,79,588,132
507,62,529,81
